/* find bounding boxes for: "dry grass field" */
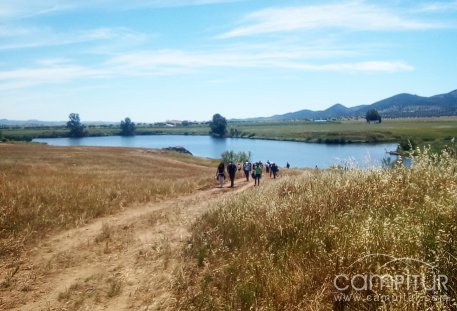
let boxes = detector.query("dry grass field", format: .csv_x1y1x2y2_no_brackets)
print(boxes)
0,143,216,260
0,143,250,310
2,142,457,310
178,147,457,310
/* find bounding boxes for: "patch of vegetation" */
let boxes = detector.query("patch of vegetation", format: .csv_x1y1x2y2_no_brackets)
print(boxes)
66,113,86,137
0,144,216,259
209,113,227,137
221,150,250,164
365,109,382,123
120,117,136,136
3,118,457,150
177,148,457,310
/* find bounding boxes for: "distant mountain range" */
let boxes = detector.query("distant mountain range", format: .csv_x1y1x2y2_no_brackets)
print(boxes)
2,90,456,127
0,119,114,127
260,89,457,120
0,119,66,127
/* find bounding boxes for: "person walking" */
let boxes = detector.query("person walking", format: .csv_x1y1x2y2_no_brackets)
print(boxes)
271,162,279,179
254,162,262,186
286,162,290,169
243,161,251,181
227,161,237,188
216,162,225,188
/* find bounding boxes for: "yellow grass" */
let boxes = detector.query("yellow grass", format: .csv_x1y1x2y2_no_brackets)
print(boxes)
177,148,457,310
0,143,215,259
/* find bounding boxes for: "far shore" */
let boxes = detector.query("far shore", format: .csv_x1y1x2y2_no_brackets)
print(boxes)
3,118,457,152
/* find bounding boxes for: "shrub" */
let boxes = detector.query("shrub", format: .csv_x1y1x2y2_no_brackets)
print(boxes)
221,150,250,164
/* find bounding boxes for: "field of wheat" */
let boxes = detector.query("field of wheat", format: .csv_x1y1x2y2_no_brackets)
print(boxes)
0,143,216,260
178,147,457,310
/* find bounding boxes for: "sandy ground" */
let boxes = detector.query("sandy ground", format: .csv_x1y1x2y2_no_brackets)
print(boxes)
1,178,255,311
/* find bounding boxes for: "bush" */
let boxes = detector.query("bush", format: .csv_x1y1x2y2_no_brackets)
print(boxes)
399,137,417,153
221,150,250,164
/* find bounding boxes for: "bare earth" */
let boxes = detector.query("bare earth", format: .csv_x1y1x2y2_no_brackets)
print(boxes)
1,179,253,311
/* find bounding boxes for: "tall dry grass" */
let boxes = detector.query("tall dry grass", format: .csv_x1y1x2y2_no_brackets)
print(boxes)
177,147,457,310
0,144,215,258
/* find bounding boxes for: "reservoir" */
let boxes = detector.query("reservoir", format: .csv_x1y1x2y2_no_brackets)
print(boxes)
34,135,398,168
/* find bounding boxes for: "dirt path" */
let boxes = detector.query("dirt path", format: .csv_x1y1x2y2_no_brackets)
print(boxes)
1,178,257,311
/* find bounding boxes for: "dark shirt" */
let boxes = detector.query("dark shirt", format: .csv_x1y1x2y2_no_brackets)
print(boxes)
217,165,225,176
227,163,237,175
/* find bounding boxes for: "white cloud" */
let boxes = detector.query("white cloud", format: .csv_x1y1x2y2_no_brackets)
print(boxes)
0,0,245,19
107,49,413,75
0,46,414,91
415,1,457,12
277,60,414,73
0,27,147,50
0,25,43,38
130,0,245,8
219,1,448,38
0,1,74,19
0,64,106,90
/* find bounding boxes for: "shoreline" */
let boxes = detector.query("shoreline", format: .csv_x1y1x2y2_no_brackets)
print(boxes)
31,132,398,145
30,131,398,146
7,117,457,151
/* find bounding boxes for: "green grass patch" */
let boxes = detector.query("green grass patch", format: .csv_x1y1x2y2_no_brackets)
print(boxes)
3,118,456,149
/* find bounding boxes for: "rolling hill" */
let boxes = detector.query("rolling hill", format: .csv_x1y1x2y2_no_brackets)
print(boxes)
267,89,457,120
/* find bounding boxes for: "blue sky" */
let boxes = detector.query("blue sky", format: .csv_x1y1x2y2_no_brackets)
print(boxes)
1,0,456,122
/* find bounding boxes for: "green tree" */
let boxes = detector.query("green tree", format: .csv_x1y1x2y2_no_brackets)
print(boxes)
120,117,136,136
399,138,417,153
66,113,86,137
210,113,227,137
366,109,382,123
221,150,250,164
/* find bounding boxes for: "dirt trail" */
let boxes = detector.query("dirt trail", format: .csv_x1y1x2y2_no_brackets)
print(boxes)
1,178,257,311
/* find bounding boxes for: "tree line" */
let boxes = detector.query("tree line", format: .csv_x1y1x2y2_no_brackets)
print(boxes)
66,112,228,138
66,113,136,137
66,110,382,139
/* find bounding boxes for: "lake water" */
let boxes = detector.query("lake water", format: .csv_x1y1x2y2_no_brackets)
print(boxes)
34,135,398,168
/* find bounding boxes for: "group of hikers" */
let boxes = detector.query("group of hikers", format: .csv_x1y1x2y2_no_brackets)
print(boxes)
216,160,288,188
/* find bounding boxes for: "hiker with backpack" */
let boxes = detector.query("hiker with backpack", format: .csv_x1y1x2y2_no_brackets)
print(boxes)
227,161,237,188
253,162,262,186
216,162,225,188
243,161,251,181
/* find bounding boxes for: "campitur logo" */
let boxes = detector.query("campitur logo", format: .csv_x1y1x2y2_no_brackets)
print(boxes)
332,253,452,305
